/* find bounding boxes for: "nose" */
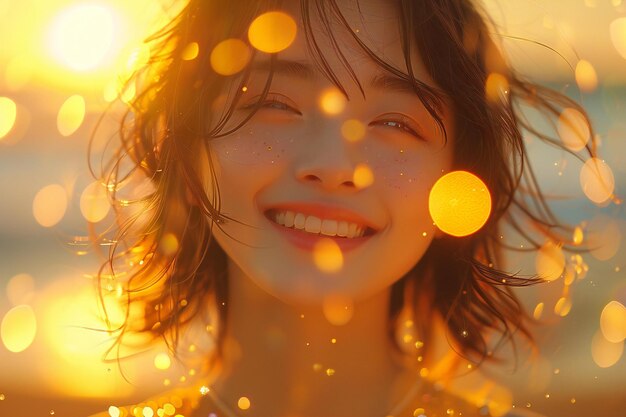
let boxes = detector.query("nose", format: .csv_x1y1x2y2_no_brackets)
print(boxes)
294,127,361,191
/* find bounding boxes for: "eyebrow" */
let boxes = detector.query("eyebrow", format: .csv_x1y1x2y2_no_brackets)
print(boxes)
250,59,441,99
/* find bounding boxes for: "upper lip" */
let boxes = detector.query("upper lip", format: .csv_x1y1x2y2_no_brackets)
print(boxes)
263,202,382,232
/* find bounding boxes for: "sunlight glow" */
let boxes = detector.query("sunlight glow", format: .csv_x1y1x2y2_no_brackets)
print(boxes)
6,273,35,306
428,171,491,237
319,88,347,115
47,4,119,71
580,158,615,204
353,163,374,189
535,241,565,281
0,97,17,139
592,329,623,368
248,11,297,53
322,294,354,326
210,39,251,76
341,119,366,142
313,238,343,273
80,181,111,223
1,305,37,353
33,184,68,227
575,59,598,92
600,301,626,343
610,17,626,59
57,95,86,137
557,108,590,152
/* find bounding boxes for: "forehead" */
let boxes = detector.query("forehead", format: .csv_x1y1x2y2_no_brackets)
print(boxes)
272,0,436,89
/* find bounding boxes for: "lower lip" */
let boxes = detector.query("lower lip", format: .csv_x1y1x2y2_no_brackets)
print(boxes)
268,220,374,252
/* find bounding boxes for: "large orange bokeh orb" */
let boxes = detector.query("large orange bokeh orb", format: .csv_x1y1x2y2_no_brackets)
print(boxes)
428,171,492,237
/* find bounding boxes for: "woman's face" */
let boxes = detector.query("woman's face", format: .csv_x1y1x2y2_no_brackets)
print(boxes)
204,0,454,306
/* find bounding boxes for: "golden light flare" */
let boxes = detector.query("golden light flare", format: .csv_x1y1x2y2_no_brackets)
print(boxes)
600,301,626,343
610,17,626,59
209,39,251,76
484,72,509,103
127,43,151,70
47,4,118,71
181,41,199,61
32,184,68,227
313,238,343,273
353,163,374,189
557,108,590,152
248,11,297,53
0,96,17,139
1,304,37,353
159,233,180,256
484,384,513,417
579,158,615,205
573,225,584,245
6,273,35,306
533,302,545,320
341,119,366,142
586,215,621,261
554,297,572,317
575,59,598,92
154,353,172,370
39,282,138,397
237,397,251,410
319,88,347,115
591,329,624,368
121,82,137,104
428,171,492,237
5,55,34,90
563,263,576,286
535,241,565,281
108,406,121,417
80,181,111,223
57,94,86,137
322,294,354,326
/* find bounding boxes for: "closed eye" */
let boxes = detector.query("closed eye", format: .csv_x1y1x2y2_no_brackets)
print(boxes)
241,93,302,115
369,114,423,139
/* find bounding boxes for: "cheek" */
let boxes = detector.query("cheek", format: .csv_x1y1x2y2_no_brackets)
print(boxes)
362,143,452,197
210,128,298,167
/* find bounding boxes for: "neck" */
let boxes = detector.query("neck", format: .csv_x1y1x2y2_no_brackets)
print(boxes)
205,260,420,417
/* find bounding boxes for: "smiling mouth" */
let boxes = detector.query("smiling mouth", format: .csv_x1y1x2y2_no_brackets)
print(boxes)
265,209,377,239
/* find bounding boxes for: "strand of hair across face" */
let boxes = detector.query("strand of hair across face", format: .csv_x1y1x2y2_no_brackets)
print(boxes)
199,375,425,417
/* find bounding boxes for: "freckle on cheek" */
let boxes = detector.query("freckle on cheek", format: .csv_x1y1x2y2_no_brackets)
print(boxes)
212,131,296,166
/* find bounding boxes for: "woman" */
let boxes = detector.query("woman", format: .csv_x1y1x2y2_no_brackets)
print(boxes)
92,0,595,416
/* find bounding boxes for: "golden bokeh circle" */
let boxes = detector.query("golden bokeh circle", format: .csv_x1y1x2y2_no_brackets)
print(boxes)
428,171,492,237
248,11,297,53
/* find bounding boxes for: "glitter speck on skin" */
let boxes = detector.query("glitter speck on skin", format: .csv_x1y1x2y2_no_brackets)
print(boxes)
326,368,335,376
200,386,210,395
0,394,4,401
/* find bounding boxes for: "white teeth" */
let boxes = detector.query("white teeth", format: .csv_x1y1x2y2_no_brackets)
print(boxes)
294,213,306,229
284,211,295,227
337,221,348,237
347,223,357,238
304,216,322,233
272,210,368,238
320,219,338,236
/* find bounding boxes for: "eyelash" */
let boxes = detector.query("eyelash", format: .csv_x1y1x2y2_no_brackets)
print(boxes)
242,96,422,139
243,94,302,115
369,116,422,139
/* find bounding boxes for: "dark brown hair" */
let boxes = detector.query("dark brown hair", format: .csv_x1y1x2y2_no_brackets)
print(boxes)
93,0,596,369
